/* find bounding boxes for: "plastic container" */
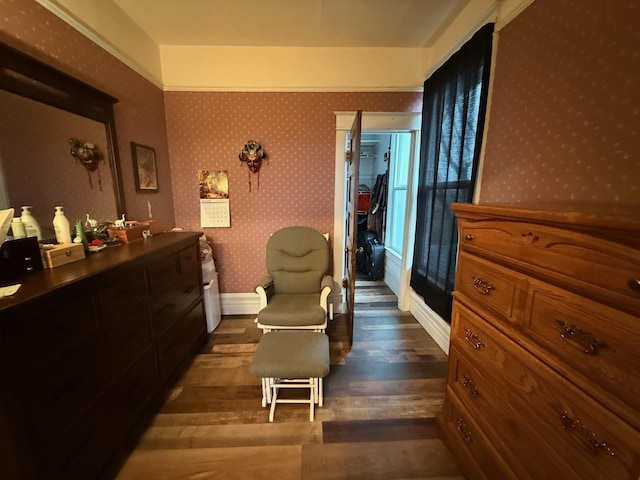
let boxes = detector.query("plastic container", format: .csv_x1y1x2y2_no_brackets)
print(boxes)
52,206,72,244
21,206,42,239
203,274,221,333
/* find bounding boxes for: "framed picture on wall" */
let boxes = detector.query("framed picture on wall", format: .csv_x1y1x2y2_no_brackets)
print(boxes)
131,142,159,192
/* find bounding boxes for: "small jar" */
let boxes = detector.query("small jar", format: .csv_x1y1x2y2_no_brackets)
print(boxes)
11,218,27,239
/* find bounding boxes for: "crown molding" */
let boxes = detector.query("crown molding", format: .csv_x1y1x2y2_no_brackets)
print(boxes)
35,0,163,89
495,0,535,31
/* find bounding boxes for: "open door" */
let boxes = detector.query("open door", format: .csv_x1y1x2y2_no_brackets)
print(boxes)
344,110,361,347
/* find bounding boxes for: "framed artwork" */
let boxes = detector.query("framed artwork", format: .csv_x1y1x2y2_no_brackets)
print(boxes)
131,142,159,192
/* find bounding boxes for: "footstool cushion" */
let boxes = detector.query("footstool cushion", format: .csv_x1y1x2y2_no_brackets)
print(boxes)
250,331,330,379
250,330,330,421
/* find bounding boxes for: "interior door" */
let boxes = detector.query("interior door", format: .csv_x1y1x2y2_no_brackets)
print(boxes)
344,110,361,347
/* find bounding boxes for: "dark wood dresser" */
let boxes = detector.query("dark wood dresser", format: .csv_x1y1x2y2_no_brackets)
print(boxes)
0,232,206,480
438,204,640,480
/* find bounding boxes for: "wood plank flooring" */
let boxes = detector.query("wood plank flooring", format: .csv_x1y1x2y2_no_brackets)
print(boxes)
114,280,462,479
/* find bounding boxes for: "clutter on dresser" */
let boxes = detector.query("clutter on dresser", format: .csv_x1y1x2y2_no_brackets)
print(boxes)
41,242,85,269
0,237,43,282
52,205,72,244
107,215,165,244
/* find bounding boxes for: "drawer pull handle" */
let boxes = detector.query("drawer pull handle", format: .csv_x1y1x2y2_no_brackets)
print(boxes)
472,276,495,295
464,234,474,241
556,320,607,355
561,412,615,456
456,418,474,443
464,328,486,350
629,278,640,292
462,375,480,398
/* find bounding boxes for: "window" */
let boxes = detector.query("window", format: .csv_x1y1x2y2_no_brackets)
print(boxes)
410,23,494,322
385,133,412,255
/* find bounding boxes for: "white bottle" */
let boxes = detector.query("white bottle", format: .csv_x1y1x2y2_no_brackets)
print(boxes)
11,217,27,239
53,206,72,244
21,206,42,240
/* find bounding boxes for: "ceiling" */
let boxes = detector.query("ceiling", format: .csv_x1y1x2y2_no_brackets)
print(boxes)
107,0,470,48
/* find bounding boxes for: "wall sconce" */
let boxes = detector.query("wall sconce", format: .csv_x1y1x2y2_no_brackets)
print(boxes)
69,137,105,189
239,140,268,191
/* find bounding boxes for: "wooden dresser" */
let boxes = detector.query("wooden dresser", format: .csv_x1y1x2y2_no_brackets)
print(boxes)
0,232,206,480
438,204,640,480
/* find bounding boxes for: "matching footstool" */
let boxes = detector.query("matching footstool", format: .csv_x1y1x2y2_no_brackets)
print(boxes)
250,330,330,422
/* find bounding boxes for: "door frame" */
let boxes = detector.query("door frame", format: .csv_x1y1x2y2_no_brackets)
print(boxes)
333,111,422,314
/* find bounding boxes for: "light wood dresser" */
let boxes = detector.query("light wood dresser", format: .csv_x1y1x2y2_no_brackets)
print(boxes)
438,203,640,480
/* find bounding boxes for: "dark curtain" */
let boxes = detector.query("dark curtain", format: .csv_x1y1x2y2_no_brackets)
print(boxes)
410,23,494,322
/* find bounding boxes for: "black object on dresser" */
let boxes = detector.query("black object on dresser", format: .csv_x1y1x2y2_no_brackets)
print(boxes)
0,232,206,480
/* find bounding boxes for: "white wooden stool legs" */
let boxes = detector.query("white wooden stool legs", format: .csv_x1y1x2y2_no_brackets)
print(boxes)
262,377,321,422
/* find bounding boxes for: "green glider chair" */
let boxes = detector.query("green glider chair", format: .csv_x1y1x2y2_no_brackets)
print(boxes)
255,226,333,332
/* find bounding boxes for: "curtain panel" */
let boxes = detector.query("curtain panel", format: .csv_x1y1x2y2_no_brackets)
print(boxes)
410,23,494,322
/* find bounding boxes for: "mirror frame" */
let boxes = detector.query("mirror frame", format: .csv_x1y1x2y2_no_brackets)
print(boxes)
0,42,126,218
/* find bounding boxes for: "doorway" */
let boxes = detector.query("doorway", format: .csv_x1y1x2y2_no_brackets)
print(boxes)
333,112,421,315
356,132,413,285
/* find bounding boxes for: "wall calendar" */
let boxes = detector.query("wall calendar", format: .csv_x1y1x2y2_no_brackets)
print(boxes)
198,170,230,228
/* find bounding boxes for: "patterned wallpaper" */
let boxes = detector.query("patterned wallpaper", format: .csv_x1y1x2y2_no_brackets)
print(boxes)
0,0,176,228
480,0,639,207
165,92,422,292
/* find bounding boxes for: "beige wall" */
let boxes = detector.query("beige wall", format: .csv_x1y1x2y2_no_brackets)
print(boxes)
480,0,639,207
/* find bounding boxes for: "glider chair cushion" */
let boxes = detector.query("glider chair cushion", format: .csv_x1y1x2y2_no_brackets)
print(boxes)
255,226,333,332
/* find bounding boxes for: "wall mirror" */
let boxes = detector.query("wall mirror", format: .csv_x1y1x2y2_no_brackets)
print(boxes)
0,42,126,239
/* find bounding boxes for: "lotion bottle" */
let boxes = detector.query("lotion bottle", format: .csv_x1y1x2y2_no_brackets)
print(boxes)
53,205,72,244
21,206,42,239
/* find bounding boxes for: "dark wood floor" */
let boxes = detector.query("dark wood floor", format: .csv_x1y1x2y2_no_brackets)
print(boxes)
114,280,463,479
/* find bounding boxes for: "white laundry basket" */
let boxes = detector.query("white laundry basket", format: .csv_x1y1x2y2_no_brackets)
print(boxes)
203,275,221,332
201,238,221,332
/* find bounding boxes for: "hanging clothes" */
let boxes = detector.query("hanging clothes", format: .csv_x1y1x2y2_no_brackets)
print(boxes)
367,172,387,238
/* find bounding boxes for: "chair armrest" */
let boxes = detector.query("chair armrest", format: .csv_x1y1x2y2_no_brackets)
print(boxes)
255,275,274,291
320,275,333,319
321,275,333,292
255,275,274,310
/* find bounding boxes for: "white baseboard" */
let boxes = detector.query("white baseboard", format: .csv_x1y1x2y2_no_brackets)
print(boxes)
220,292,344,316
409,290,451,355
220,293,260,315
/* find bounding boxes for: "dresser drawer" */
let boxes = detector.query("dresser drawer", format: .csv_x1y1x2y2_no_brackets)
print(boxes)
39,349,157,480
439,390,518,480
95,301,153,383
18,301,152,453
99,268,148,323
458,219,640,311
524,280,640,430
452,303,640,480
19,346,100,454
148,254,180,294
448,345,582,480
157,300,205,380
6,293,99,377
179,244,201,278
455,253,527,326
151,275,201,336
